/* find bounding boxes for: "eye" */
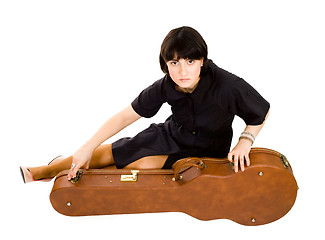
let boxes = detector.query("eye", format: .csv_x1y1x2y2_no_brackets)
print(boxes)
169,61,178,66
187,59,195,64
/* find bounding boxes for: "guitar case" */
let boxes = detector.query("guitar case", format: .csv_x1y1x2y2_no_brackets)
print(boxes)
50,147,298,226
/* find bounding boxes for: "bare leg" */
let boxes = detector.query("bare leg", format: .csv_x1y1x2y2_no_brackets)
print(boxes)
29,144,168,180
29,144,114,180
124,155,168,169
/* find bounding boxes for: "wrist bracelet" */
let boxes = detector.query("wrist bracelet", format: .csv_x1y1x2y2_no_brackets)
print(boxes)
239,132,255,145
241,131,255,141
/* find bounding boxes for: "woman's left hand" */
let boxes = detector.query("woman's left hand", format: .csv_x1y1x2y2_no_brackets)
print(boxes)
228,138,252,173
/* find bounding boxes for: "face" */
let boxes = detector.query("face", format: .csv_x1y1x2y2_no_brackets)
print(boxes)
166,58,204,92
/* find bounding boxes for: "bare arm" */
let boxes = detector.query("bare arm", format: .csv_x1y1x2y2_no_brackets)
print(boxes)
228,109,270,172
68,105,141,179
83,105,141,152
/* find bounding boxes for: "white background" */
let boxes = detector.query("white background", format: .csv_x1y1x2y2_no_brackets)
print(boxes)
1,0,324,239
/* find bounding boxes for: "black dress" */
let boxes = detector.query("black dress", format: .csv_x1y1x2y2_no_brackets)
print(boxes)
111,60,270,169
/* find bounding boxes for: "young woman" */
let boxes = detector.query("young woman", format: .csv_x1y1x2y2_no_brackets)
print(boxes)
20,26,270,183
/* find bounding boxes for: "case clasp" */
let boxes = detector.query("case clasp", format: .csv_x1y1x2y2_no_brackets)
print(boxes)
120,170,139,182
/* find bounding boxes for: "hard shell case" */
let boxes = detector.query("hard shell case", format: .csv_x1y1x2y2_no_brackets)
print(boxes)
50,148,298,226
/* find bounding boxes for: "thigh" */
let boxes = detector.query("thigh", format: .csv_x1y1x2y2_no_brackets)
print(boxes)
124,155,169,169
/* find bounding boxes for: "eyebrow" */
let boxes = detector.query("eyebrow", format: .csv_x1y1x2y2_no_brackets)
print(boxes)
168,58,193,62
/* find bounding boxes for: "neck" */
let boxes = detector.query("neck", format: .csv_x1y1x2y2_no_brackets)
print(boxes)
176,81,199,93
175,85,194,93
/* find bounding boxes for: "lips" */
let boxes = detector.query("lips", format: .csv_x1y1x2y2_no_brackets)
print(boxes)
179,78,190,82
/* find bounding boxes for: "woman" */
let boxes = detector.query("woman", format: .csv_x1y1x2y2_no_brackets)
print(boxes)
20,26,270,183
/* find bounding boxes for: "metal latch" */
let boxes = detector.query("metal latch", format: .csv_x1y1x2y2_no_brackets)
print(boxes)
70,170,83,184
121,170,139,182
280,154,289,168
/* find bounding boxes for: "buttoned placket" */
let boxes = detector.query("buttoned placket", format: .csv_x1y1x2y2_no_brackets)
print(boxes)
185,93,197,136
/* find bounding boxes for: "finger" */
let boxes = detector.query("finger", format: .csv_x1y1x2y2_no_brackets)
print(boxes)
245,154,250,167
84,161,90,169
67,169,73,180
71,164,81,178
240,154,245,172
228,152,234,162
67,164,74,180
234,154,239,173
67,162,79,180
67,168,76,180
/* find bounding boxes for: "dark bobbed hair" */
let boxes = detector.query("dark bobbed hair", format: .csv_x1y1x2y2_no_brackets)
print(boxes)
159,26,209,75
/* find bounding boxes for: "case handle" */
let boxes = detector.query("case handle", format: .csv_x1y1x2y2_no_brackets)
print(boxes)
172,157,206,181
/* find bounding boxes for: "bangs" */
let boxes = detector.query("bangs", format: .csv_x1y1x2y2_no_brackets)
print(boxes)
162,36,205,62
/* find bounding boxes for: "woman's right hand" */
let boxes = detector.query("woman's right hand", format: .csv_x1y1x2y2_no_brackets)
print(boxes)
66,105,141,180
67,145,94,180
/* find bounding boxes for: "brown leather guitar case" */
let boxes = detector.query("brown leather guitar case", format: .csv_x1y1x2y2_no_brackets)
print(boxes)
50,148,298,226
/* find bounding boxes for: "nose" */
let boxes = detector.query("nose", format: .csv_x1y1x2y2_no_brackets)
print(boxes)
179,62,187,76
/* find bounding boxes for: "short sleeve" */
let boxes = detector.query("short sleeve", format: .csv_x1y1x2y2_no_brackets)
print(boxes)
131,78,167,118
226,78,270,125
